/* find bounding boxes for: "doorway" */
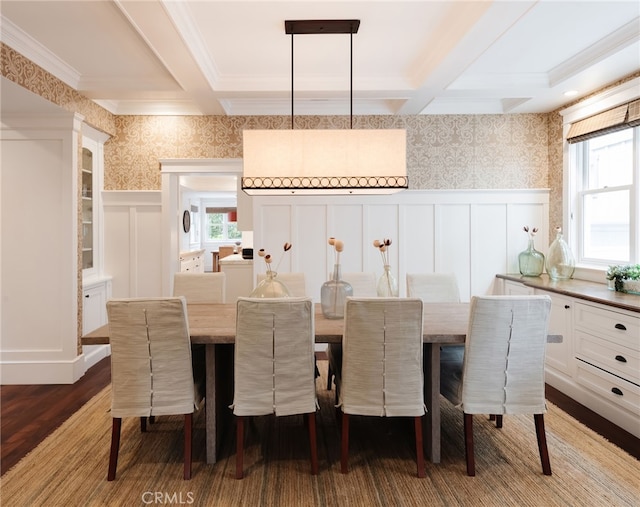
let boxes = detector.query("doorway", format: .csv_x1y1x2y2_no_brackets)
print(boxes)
160,159,245,295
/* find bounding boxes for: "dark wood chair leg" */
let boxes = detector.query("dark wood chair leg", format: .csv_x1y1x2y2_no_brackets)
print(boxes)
107,418,122,481
495,415,503,428
307,412,319,475
534,414,552,476
149,415,155,424
184,413,192,480
327,365,333,390
140,417,147,432
414,416,426,478
340,412,350,474
463,413,475,476
236,416,244,479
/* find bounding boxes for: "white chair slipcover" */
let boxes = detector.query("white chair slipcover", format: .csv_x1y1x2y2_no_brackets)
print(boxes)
326,272,377,391
106,297,198,480
232,297,318,478
441,295,553,476
339,297,426,477
256,272,307,297
173,272,226,303
406,272,460,303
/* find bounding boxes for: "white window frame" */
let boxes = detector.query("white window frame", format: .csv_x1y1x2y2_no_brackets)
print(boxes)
561,77,640,281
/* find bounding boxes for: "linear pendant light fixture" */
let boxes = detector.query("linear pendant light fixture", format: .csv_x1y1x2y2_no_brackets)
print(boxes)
241,19,408,195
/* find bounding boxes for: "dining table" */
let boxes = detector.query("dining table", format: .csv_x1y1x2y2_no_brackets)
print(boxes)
82,301,560,465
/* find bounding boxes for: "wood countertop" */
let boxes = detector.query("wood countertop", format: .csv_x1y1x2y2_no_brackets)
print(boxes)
497,274,640,314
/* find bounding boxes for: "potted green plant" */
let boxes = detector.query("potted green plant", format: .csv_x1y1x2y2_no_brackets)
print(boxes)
605,264,640,294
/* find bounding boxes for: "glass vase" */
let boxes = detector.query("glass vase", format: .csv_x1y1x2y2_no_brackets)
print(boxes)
250,271,291,298
546,228,575,280
321,264,353,319
518,238,545,277
377,265,399,297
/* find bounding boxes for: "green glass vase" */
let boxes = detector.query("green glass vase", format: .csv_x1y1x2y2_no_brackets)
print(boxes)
518,239,545,277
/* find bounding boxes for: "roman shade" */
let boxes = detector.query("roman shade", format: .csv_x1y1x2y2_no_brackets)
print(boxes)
205,207,236,214
567,99,640,144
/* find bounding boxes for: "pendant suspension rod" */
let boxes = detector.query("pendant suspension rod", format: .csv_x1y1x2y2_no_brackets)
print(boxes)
350,31,353,129
291,33,294,130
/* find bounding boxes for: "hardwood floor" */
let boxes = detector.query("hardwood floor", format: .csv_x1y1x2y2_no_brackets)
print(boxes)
1,357,111,475
1,357,638,476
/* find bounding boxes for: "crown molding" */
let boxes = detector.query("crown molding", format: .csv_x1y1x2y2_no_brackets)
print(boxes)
0,15,81,88
549,17,640,87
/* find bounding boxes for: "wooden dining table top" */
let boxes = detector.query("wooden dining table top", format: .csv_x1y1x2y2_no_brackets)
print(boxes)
82,302,470,345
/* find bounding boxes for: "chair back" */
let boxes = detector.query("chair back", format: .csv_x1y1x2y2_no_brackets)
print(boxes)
232,297,316,417
173,272,226,303
460,295,552,414
406,273,460,302
256,272,307,297
341,272,377,297
340,297,424,417
106,297,197,418
218,246,236,259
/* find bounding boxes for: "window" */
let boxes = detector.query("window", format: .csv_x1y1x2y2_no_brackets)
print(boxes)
205,209,241,242
573,127,638,266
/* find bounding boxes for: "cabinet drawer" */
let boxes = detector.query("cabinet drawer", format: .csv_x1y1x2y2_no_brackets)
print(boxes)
574,302,640,350
575,329,640,385
575,360,640,416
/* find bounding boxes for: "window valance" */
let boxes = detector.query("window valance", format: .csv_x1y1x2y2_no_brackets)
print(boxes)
566,99,640,144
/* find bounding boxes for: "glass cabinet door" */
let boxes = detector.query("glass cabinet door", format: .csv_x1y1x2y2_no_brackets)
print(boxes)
82,147,94,270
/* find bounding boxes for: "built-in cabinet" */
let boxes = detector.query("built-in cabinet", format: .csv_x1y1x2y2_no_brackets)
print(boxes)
180,249,206,273
81,126,112,369
82,278,112,335
497,275,640,438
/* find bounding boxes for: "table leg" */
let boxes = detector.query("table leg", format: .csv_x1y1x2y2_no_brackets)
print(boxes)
205,344,217,464
424,343,441,463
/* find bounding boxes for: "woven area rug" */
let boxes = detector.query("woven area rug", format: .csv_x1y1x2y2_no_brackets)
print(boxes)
2,361,638,507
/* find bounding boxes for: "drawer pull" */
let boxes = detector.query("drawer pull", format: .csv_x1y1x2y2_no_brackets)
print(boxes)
611,387,623,396
614,323,626,331
614,355,627,363
564,305,570,309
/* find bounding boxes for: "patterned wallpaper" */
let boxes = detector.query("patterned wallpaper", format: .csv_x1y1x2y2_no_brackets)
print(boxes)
105,113,550,191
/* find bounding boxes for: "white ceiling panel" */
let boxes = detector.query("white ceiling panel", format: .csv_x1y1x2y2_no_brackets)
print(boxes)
1,0,638,116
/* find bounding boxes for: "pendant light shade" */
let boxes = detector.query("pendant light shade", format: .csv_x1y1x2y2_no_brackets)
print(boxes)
241,19,408,195
242,129,407,194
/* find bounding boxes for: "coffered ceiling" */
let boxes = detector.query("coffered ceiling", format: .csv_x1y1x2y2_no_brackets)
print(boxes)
1,0,639,116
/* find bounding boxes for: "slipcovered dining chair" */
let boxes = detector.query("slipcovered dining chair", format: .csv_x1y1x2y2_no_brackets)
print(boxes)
441,295,553,476
173,272,226,304
406,272,460,303
106,297,201,481
406,272,463,401
231,297,318,479
256,272,307,297
326,272,377,392
339,297,426,477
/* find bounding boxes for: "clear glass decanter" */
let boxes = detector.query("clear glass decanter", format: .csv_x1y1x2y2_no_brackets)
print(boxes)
545,228,575,280
321,264,353,319
250,271,291,298
376,265,399,297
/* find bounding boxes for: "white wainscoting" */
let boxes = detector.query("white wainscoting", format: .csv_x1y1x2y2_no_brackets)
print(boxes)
252,189,550,302
103,191,163,298
102,188,549,304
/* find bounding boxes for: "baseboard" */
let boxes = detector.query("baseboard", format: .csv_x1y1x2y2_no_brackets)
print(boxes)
1,354,86,385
